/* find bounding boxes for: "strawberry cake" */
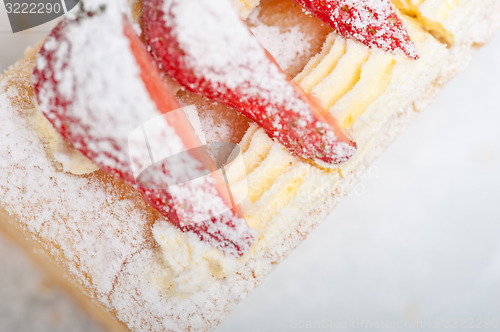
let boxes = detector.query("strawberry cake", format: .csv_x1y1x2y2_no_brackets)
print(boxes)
0,0,499,330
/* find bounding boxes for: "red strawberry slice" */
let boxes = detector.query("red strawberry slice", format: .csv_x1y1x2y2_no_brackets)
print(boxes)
32,7,255,256
142,0,357,168
294,0,419,59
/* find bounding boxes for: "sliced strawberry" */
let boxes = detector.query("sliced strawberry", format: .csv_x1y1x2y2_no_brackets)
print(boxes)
142,0,357,168
32,7,255,256
294,0,418,59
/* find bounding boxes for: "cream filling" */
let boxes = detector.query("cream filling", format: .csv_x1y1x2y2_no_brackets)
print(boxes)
230,0,261,18
151,222,241,295
295,34,347,93
310,40,370,110
28,109,99,175
391,0,483,46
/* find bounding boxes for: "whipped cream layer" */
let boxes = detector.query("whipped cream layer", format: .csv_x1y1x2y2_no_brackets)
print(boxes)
231,0,261,18
29,106,99,174
398,0,499,47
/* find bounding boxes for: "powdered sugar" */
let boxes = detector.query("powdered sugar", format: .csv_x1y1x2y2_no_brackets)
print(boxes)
32,4,254,255
249,23,311,74
294,0,419,59
144,0,357,166
34,4,161,180
0,77,157,301
167,0,311,115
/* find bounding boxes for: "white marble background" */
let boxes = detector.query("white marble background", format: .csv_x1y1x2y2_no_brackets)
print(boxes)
1,4,499,332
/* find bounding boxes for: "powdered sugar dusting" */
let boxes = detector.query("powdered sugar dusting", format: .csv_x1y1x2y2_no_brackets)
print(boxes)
0,76,158,303
33,4,161,182
294,0,419,59
143,0,357,166
167,0,312,115
32,2,255,255
249,18,311,73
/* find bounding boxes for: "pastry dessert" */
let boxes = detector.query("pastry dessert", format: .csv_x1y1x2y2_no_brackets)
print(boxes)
0,0,499,331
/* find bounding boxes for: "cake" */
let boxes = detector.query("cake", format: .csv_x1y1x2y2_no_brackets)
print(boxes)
0,0,499,331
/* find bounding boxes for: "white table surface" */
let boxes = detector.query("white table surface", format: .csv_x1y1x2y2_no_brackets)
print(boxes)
1,7,499,332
